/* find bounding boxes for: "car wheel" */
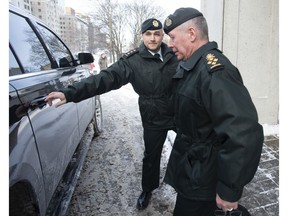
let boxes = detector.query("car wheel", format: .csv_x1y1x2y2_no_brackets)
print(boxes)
93,95,103,137
10,183,39,216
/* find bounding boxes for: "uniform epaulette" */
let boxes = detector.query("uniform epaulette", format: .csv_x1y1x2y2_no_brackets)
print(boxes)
204,52,224,73
123,48,138,58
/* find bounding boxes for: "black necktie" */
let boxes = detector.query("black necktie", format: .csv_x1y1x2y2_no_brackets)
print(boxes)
154,53,162,62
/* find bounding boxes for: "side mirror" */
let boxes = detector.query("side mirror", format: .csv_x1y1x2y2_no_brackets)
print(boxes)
59,57,71,67
78,53,94,64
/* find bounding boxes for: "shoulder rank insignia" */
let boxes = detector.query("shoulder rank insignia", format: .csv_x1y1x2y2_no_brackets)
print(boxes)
123,48,138,58
206,53,221,69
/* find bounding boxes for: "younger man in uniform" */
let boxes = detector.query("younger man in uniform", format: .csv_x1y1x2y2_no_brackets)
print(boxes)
45,18,179,210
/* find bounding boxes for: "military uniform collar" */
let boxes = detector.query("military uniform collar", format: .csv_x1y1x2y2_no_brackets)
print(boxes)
148,48,163,59
173,41,218,79
180,41,218,71
139,42,174,59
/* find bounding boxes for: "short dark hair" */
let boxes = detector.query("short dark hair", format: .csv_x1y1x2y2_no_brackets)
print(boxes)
192,16,209,40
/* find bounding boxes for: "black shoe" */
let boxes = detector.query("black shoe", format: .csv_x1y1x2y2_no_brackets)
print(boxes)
136,191,152,210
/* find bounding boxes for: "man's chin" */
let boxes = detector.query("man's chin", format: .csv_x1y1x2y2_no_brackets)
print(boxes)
147,45,160,52
176,53,183,61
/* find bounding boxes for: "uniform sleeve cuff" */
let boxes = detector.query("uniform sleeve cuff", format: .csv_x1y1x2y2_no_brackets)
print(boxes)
60,87,75,103
216,181,243,202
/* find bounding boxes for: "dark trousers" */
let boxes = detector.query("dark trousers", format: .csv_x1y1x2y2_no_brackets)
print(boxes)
141,128,168,192
173,193,217,216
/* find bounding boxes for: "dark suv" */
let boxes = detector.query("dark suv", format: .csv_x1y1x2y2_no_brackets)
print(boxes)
9,4,102,216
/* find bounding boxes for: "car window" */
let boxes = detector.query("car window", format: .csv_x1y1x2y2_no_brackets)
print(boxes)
36,23,73,68
9,48,22,76
9,12,52,73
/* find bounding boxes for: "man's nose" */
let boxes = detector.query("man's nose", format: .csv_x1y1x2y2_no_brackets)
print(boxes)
150,35,156,41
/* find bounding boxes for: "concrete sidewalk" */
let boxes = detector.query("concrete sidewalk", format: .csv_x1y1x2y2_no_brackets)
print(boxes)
240,134,279,216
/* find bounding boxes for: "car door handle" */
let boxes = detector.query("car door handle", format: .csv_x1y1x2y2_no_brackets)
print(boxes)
30,96,47,110
61,68,76,76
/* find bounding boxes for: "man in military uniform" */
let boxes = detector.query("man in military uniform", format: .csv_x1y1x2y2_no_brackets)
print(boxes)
163,8,264,216
45,18,178,210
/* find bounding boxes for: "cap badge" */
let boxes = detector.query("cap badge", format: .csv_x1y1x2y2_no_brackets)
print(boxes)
206,53,221,69
152,20,159,27
165,17,172,27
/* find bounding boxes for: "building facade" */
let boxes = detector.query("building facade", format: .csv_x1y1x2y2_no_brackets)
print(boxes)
30,0,63,35
202,0,279,125
9,0,104,55
9,0,32,13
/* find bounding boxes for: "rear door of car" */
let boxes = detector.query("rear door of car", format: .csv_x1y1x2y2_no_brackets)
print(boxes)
9,8,86,206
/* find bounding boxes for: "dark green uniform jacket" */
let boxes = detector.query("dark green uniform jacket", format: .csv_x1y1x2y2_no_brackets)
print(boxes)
62,42,179,130
164,42,264,202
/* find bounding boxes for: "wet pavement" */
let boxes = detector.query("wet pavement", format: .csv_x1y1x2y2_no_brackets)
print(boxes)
240,134,279,216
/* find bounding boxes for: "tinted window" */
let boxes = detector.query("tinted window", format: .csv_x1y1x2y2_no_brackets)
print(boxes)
9,48,22,76
37,24,73,68
9,12,52,73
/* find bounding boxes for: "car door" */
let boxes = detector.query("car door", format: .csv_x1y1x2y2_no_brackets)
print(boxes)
9,9,84,207
34,19,96,165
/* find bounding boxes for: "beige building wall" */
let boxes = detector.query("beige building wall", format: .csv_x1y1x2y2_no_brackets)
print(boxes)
201,0,279,125
9,0,32,13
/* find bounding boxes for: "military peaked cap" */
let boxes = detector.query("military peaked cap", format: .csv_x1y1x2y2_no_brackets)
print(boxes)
164,7,203,34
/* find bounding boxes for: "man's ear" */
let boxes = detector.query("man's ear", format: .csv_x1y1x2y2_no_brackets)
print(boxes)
188,27,197,42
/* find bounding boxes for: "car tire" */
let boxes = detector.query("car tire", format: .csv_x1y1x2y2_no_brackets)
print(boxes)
93,95,103,137
10,183,39,216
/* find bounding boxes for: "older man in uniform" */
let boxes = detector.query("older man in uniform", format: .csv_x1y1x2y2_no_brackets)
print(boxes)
162,8,264,216
45,18,179,210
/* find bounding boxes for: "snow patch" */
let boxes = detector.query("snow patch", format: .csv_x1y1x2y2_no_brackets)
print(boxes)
262,124,279,136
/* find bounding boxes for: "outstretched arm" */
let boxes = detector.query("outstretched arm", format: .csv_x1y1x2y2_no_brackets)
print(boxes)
45,92,67,107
